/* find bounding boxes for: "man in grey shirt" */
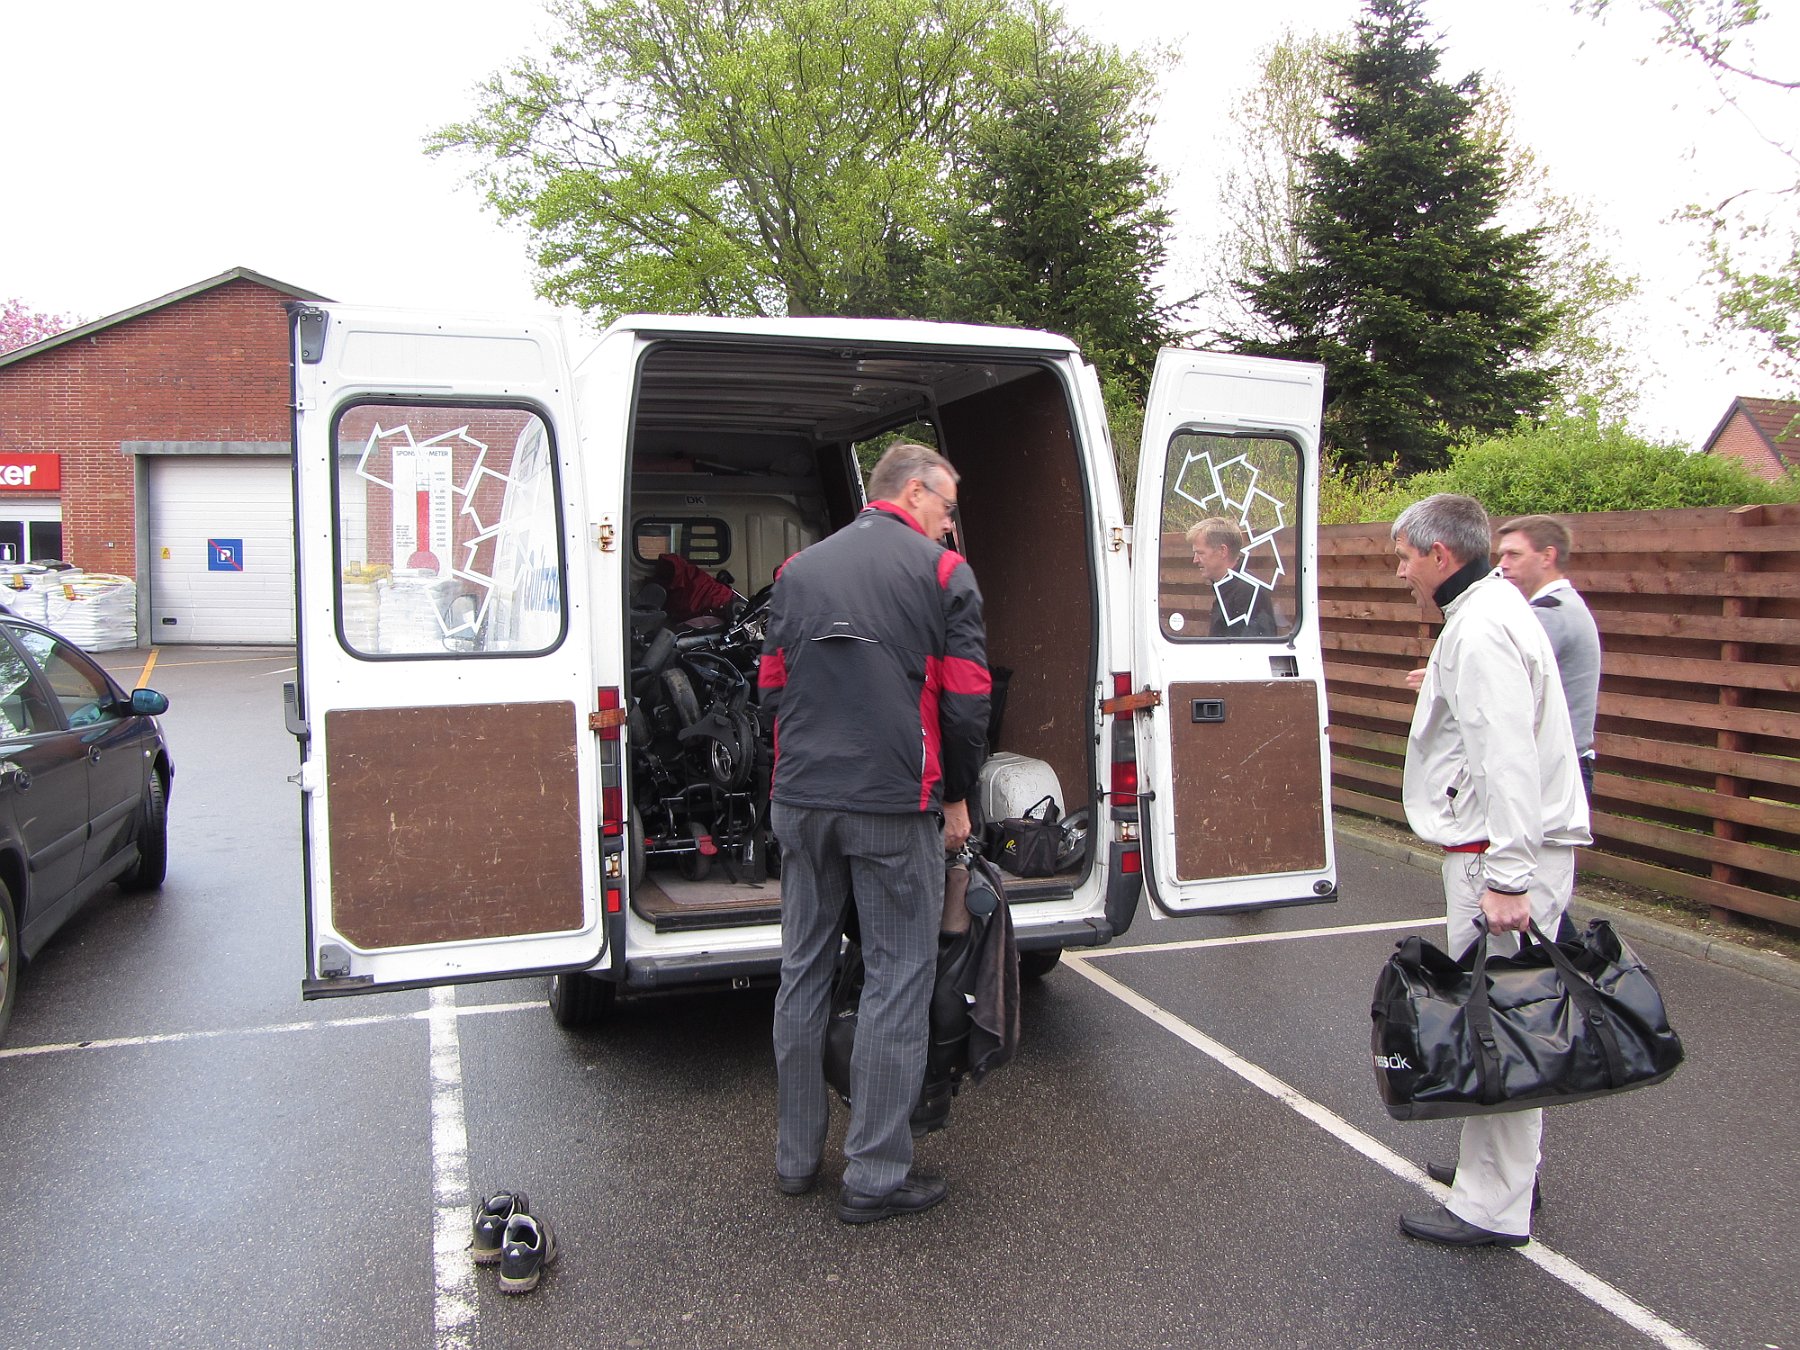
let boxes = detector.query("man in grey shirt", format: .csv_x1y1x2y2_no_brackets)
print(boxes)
1497,515,1602,804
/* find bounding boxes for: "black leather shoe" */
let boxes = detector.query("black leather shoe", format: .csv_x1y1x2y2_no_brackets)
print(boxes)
1400,1204,1528,1247
776,1169,819,1196
1426,1163,1542,1213
836,1171,948,1225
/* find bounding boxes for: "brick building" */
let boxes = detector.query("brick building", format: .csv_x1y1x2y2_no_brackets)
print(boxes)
0,267,328,644
1701,395,1800,483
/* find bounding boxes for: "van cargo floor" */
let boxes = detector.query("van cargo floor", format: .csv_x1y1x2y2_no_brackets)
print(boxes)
633,875,782,932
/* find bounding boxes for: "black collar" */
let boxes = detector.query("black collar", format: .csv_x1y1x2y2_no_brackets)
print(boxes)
1433,557,1490,612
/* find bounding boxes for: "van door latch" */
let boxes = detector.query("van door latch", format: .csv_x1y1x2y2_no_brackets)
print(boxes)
1191,699,1226,723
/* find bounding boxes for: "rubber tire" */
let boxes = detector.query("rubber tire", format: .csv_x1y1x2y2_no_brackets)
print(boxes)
120,770,168,893
1019,947,1063,981
662,668,702,729
549,971,616,1029
678,848,713,882
0,878,17,1046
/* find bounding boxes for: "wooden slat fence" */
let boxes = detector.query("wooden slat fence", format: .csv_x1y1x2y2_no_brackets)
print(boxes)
1320,502,1800,932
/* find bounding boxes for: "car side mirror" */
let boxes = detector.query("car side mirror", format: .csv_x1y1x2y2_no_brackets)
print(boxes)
129,688,169,716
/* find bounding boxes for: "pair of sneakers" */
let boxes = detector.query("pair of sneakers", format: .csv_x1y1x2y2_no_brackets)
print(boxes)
471,1190,558,1294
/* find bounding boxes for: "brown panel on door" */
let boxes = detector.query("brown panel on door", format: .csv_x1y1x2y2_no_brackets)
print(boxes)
1168,680,1327,880
939,369,1094,812
324,702,585,949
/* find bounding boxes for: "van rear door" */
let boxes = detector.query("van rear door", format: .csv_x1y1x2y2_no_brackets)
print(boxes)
288,304,605,996
1128,349,1336,914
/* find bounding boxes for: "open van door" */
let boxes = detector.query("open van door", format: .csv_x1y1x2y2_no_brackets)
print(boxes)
287,305,606,996
1128,349,1336,914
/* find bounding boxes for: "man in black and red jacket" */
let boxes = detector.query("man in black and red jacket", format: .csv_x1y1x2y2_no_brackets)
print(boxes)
759,442,990,1225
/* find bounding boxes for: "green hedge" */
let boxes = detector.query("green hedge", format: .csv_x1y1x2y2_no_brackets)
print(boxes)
1321,409,1799,523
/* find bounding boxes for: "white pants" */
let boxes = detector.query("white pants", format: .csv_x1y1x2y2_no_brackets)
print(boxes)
1440,845,1576,1237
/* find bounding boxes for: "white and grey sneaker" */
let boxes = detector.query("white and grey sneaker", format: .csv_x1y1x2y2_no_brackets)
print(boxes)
471,1191,529,1266
497,1212,557,1294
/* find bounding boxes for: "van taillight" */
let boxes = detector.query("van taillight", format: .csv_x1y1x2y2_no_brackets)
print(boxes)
1109,673,1139,818
597,687,624,837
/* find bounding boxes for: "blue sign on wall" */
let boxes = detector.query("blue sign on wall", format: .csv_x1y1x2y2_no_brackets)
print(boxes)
208,539,245,572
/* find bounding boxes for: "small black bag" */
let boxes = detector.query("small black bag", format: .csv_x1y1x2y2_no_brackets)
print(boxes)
1371,917,1684,1121
990,795,1060,878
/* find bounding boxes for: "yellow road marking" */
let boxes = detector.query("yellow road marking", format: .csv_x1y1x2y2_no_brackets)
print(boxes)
134,648,160,689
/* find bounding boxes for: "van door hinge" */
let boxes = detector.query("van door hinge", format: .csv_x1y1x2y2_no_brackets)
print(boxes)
1101,688,1162,716
1109,524,1131,553
595,519,616,552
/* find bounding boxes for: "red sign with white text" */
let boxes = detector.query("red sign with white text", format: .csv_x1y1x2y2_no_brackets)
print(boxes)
0,454,60,492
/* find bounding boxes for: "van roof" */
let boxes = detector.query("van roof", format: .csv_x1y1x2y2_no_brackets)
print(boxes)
605,313,1080,355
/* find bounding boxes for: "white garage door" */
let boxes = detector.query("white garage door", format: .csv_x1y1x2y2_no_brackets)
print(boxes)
146,456,295,644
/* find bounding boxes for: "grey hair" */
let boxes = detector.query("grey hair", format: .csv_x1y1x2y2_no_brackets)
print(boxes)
1392,493,1493,566
867,442,957,502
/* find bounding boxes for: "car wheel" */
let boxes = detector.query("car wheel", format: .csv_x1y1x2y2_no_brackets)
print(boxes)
120,770,168,893
0,879,17,1045
549,971,615,1029
1019,947,1063,981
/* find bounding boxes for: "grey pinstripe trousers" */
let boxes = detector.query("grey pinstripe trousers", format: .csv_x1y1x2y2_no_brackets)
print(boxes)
770,801,941,1196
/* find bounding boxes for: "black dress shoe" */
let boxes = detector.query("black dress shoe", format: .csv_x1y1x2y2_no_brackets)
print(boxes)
1400,1204,1528,1247
1425,1162,1542,1213
776,1169,819,1196
836,1171,948,1225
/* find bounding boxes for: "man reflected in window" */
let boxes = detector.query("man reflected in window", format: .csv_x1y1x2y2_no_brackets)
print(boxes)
1187,517,1276,638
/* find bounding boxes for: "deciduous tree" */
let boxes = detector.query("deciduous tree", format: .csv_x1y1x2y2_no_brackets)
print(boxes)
0,299,71,356
430,0,1031,319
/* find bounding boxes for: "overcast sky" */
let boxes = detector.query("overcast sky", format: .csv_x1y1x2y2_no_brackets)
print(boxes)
3,0,1792,447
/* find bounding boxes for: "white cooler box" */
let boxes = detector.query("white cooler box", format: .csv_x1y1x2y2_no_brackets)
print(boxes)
978,752,1062,826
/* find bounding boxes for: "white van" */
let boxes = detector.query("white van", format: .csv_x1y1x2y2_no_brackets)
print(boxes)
285,307,1337,1018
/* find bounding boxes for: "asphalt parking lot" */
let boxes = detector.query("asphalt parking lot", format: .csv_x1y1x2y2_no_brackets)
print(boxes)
0,647,1795,1350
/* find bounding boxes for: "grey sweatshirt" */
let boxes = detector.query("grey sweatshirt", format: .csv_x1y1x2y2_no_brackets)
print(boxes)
1529,579,1601,759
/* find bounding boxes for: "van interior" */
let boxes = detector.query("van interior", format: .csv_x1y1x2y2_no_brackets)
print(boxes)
619,336,1100,932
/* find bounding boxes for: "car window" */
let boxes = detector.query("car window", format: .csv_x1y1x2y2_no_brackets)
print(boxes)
4,626,119,729
0,630,53,737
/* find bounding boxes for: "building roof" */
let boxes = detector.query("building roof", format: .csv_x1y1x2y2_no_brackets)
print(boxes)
1703,395,1800,472
0,266,330,371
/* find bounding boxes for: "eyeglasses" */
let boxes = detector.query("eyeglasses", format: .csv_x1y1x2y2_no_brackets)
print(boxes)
916,481,959,518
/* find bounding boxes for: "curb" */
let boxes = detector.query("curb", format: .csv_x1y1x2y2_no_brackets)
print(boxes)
1335,821,1800,992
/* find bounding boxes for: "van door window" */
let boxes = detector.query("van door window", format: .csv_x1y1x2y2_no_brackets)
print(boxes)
1155,433,1301,641
331,403,565,658
633,517,731,568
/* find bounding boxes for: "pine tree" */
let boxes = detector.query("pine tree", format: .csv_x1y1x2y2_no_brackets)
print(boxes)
1228,0,1558,472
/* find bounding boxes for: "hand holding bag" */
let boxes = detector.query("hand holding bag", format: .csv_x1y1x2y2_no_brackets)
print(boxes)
1371,917,1684,1120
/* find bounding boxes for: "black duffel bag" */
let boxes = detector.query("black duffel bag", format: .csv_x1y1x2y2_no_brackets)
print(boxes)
989,795,1060,878
1372,917,1684,1121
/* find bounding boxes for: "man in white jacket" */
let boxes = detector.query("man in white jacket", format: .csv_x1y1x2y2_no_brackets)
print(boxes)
1392,494,1592,1247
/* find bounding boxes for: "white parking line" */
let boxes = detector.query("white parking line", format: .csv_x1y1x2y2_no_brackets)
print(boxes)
0,999,544,1060
428,988,477,1350
1063,954,1708,1350
1091,915,1445,959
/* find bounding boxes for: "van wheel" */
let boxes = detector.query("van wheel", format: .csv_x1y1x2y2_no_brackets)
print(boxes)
549,972,615,1029
121,770,168,893
1019,947,1063,981
0,879,17,1044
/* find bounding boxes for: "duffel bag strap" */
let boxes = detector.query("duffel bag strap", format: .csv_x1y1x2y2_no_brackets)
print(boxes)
1463,931,1507,1107
1526,920,1629,1090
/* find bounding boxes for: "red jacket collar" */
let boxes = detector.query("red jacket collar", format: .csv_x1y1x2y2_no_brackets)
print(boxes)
868,499,928,536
